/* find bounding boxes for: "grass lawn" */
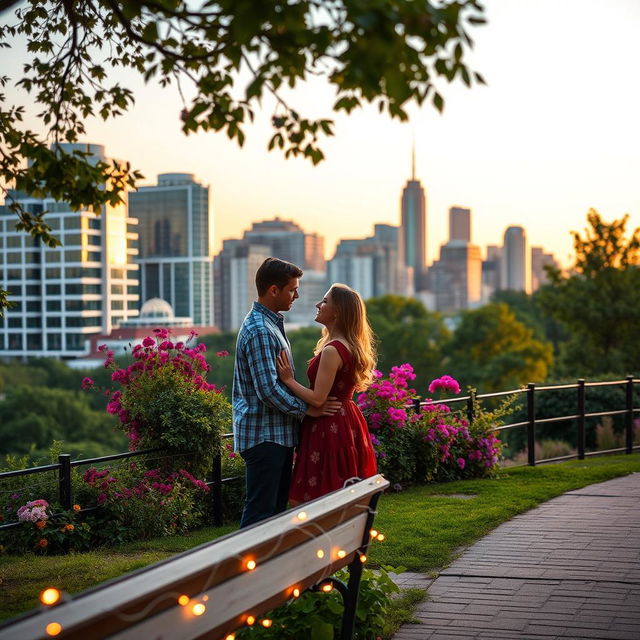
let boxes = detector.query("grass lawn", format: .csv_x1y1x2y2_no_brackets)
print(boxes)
1,453,639,625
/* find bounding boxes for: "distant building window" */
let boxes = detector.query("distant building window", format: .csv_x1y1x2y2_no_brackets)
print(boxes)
25,285,40,296
46,300,61,311
8,334,22,349
25,269,40,280
7,269,21,280
7,236,21,248
65,333,87,350
64,233,83,246
46,284,61,295
45,268,61,278
47,333,62,349
7,252,21,264
47,317,62,327
26,317,42,328
65,250,83,262
8,318,21,328
26,301,40,312
27,333,43,350
45,251,61,263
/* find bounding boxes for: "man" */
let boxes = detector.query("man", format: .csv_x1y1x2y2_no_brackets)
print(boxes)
232,257,338,528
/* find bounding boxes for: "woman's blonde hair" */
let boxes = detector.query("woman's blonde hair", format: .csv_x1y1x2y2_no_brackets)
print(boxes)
314,283,377,391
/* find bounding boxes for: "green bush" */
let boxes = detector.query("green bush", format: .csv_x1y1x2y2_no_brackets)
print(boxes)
235,566,401,640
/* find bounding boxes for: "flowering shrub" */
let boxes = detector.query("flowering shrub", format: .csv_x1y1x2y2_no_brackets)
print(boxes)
5,498,91,554
90,329,232,478
358,365,510,486
80,463,210,542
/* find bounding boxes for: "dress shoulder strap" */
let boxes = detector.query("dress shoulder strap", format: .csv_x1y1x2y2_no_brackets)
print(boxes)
326,339,352,365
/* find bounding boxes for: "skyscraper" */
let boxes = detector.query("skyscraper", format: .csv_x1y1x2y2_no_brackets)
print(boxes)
449,206,471,242
399,148,427,291
129,173,214,326
531,246,559,291
501,226,531,293
0,143,139,358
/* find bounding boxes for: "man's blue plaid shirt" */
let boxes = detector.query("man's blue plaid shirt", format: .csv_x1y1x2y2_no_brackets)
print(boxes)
232,302,307,453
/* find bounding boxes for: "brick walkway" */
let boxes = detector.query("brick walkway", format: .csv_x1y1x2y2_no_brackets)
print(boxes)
391,473,640,639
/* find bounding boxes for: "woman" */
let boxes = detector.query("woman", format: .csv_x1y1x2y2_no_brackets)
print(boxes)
276,283,378,503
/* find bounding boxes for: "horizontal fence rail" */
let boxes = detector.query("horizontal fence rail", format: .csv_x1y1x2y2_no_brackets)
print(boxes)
2,377,639,528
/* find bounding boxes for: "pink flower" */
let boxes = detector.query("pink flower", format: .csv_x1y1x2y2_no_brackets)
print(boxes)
81,377,94,390
457,457,466,470
216,350,229,358
142,336,155,348
428,375,461,395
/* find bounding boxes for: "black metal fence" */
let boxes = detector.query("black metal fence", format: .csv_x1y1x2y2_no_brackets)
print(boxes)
2,377,639,530
413,375,640,465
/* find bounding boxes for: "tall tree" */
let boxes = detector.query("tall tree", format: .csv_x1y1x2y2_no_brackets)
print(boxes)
538,210,640,376
445,303,553,392
0,0,486,252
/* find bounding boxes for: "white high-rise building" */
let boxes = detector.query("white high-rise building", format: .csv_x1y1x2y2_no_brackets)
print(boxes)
0,143,139,358
501,226,531,293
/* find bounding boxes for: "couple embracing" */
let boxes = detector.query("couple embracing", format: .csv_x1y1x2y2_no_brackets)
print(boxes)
232,257,378,528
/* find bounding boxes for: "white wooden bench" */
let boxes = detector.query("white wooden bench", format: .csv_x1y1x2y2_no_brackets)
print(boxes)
0,474,389,640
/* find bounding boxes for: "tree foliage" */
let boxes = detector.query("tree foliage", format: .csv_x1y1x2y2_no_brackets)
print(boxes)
444,303,553,392
0,0,486,250
538,210,640,376
366,294,450,392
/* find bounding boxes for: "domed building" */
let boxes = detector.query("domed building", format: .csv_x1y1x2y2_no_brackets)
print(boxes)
118,298,192,328
69,298,219,369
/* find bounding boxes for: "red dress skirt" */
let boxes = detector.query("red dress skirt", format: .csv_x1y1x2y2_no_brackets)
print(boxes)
289,340,377,503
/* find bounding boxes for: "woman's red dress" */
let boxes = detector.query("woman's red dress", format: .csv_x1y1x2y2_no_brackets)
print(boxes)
289,340,377,503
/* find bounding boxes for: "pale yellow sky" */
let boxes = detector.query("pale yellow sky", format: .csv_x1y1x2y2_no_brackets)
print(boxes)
3,0,640,267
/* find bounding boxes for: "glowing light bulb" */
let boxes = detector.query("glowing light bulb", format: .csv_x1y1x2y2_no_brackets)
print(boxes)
192,603,206,616
316,549,325,559
297,511,307,520
225,635,236,640
203,595,209,602
377,533,385,542
45,622,62,637
292,588,300,598
245,559,256,571
40,588,61,606
261,619,273,628
359,554,367,563
177,595,189,606
370,529,378,538
337,549,346,558
246,615,256,626
321,584,333,592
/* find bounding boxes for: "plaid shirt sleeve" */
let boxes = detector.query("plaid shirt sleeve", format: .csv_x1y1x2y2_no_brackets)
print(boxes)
245,330,307,418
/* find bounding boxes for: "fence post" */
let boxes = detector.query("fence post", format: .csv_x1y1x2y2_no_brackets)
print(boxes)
577,379,586,460
212,452,223,527
527,383,536,466
466,389,476,426
626,375,634,454
412,397,421,414
58,454,72,510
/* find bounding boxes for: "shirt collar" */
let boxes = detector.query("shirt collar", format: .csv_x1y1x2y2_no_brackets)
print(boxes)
253,301,284,326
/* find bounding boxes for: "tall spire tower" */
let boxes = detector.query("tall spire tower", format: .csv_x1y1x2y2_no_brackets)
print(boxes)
399,144,427,291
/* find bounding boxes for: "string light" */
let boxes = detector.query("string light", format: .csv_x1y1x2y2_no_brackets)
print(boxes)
292,588,300,598
245,559,256,571
261,619,273,628
376,533,385,542
359,554,367,563
203,595,209,602
177,594,190,606
246,615,256,626
316,549,325,559
321,584,333,592
45,622,62,637
191,603,206,616
40,588,61,606
297,511,307,521
225,634,236,640
337,549,346,558
370,529,378,538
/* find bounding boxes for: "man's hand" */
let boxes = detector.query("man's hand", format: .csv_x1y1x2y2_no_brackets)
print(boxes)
306,396,341,417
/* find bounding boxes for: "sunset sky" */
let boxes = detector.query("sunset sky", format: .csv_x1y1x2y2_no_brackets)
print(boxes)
3,0,640,267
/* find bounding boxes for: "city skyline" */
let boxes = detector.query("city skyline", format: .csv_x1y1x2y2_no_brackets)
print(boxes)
2,0,639,269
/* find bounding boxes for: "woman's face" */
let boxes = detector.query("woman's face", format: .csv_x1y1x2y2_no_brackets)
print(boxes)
315,289,337,327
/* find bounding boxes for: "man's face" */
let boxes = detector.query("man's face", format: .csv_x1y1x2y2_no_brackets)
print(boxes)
272,277,300,312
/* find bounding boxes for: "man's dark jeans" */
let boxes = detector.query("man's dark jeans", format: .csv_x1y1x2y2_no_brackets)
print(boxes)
239,441,294,528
